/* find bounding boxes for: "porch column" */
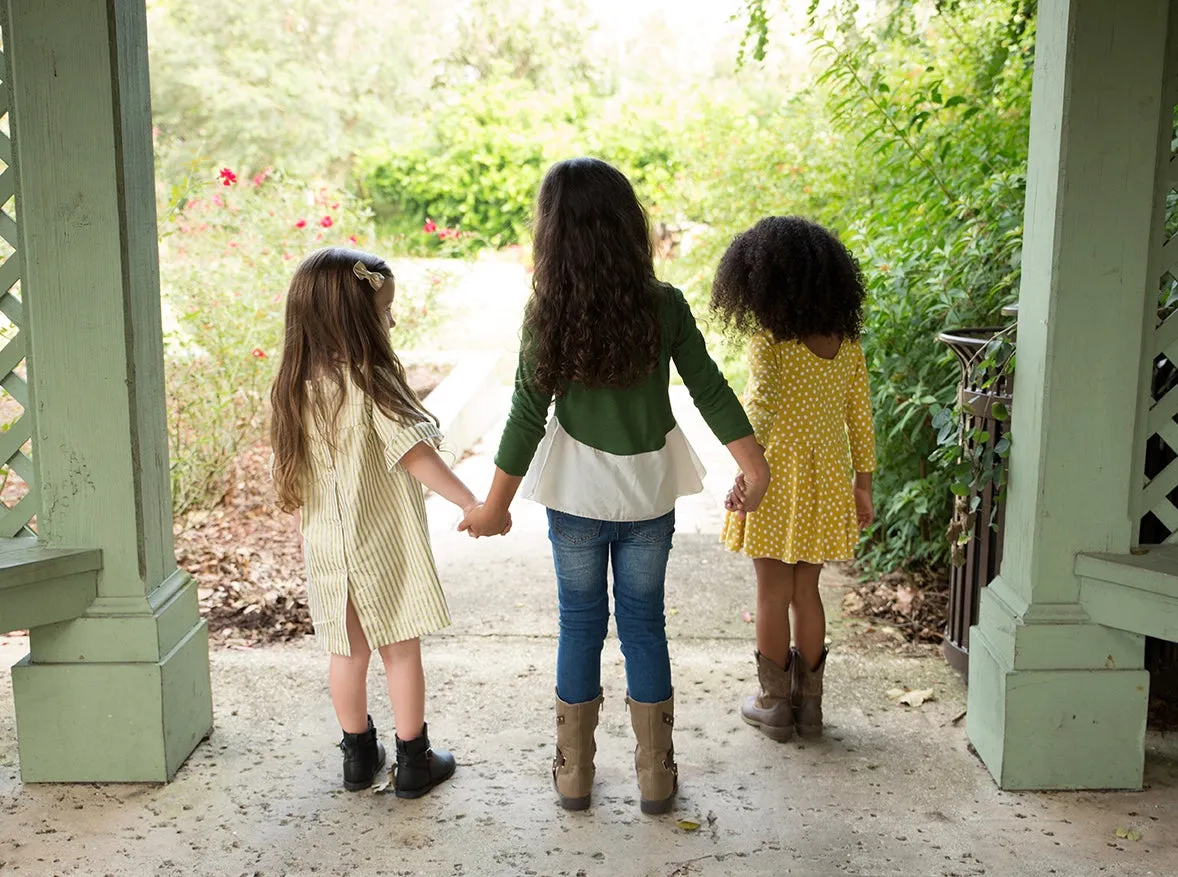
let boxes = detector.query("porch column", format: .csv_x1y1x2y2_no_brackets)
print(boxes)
7,1,212,781
965,0,1166,790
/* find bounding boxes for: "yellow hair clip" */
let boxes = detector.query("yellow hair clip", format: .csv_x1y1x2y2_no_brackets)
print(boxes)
353,260,386,291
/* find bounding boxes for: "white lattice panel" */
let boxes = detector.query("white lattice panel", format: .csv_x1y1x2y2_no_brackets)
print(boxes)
0,31,35,538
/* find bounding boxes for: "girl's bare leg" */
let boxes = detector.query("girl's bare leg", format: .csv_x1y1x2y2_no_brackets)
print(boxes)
378,637,426,741
753,558,795,667
329,599,372,734
791,561,826,669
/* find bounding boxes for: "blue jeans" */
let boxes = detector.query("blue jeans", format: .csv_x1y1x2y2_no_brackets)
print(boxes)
547,509,675,705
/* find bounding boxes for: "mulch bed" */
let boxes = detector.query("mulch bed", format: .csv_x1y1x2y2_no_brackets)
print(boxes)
841,571,949,646
176,443,310,645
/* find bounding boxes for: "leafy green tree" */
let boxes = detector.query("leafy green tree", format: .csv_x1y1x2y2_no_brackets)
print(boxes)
147,0,434,180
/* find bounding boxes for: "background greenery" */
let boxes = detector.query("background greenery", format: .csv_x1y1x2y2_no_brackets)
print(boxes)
143,0,1036,576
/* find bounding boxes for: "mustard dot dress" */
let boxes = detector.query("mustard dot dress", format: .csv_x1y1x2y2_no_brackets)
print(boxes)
721,332,876,564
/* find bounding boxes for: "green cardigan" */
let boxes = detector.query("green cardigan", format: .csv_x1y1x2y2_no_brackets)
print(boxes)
495,282,753,477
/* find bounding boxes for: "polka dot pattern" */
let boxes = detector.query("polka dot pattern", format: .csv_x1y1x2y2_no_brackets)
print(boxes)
721,333,877,564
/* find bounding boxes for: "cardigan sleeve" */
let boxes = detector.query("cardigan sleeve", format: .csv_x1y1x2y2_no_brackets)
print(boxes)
666,285,753,445
493,345,554,476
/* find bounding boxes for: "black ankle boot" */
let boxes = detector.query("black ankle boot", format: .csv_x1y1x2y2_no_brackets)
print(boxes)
339,715,386,791
394,722,456,799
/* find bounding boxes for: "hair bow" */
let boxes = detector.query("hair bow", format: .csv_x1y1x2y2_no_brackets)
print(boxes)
353,260,386,291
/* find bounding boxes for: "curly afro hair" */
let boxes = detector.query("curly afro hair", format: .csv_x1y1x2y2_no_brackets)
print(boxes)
710,215,865,342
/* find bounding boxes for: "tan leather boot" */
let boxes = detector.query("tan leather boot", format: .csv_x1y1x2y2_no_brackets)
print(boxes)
740,651,795,741
791,646,827,739
627,692,678,815
553,690,603,810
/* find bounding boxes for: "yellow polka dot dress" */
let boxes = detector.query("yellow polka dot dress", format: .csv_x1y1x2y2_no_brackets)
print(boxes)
721,332,876,564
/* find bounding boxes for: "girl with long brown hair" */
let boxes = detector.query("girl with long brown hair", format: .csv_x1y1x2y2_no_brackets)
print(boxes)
460,158,770,815
271,246,505,797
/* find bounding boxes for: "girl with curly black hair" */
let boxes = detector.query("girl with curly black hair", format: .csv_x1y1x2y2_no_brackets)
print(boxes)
711,215,877,743
459,157,770,815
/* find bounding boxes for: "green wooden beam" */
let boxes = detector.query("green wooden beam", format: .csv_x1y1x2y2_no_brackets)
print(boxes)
0,537,100,630
6,0,211,783
1076,548,1178,643
966,0,1168,790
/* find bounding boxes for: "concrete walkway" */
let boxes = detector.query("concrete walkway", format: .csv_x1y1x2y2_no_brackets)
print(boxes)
3,397,1178,875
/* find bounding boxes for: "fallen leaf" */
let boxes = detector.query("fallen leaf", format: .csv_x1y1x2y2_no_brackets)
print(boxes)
895,585,917,616
898,688,935,707
1115,827,1142,841
886,688,906,701
676,819,700,831
372,772,393,794
668,607,679,616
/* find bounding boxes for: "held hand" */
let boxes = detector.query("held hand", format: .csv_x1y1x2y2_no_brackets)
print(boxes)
737,470,769,515
458,503,512,538
724,472,747,514
854,486,875,530
725,470,768,517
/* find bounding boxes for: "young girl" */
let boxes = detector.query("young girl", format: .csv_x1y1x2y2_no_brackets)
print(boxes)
460,158,770,815
270,247,505,796
712,216,876,742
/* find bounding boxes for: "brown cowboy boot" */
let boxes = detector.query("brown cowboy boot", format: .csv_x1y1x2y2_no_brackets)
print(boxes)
553,690,603,810
740,651,794,742
791,646,828,739
627,692,678,815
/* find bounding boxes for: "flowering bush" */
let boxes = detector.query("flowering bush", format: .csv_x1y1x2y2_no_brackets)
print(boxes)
160,164,447,515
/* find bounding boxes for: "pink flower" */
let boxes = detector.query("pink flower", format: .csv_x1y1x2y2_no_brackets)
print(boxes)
294,219,307,229
320,216,333,228
348,235,358,245
251,348,266,359
252,166,273,187
423,219,437,234
213,194,224,208
219,168,237,186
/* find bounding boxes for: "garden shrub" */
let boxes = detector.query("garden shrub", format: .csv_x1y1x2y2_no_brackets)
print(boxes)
160,165,446,515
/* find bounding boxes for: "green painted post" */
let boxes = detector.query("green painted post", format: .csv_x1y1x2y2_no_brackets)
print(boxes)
966,0,1166,789
6,1,212,782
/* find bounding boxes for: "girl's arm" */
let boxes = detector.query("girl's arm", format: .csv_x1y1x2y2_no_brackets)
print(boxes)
846,340,877,529
742,333,782,445
400,441,482,514
458,343,552,537
667,287,770,510
845,340,876,475
668,286,754,445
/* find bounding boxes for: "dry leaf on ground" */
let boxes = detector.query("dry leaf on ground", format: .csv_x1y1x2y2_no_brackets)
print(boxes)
899,688,935,707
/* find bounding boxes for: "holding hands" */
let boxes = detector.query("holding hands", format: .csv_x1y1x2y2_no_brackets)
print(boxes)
459,501,512,538
724,470,769,518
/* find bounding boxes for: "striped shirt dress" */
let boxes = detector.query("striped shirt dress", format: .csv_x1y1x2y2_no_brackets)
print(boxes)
299,379,451,656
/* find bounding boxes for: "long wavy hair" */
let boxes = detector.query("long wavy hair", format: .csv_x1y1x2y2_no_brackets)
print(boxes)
269,247,435,512
524,157,660,396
